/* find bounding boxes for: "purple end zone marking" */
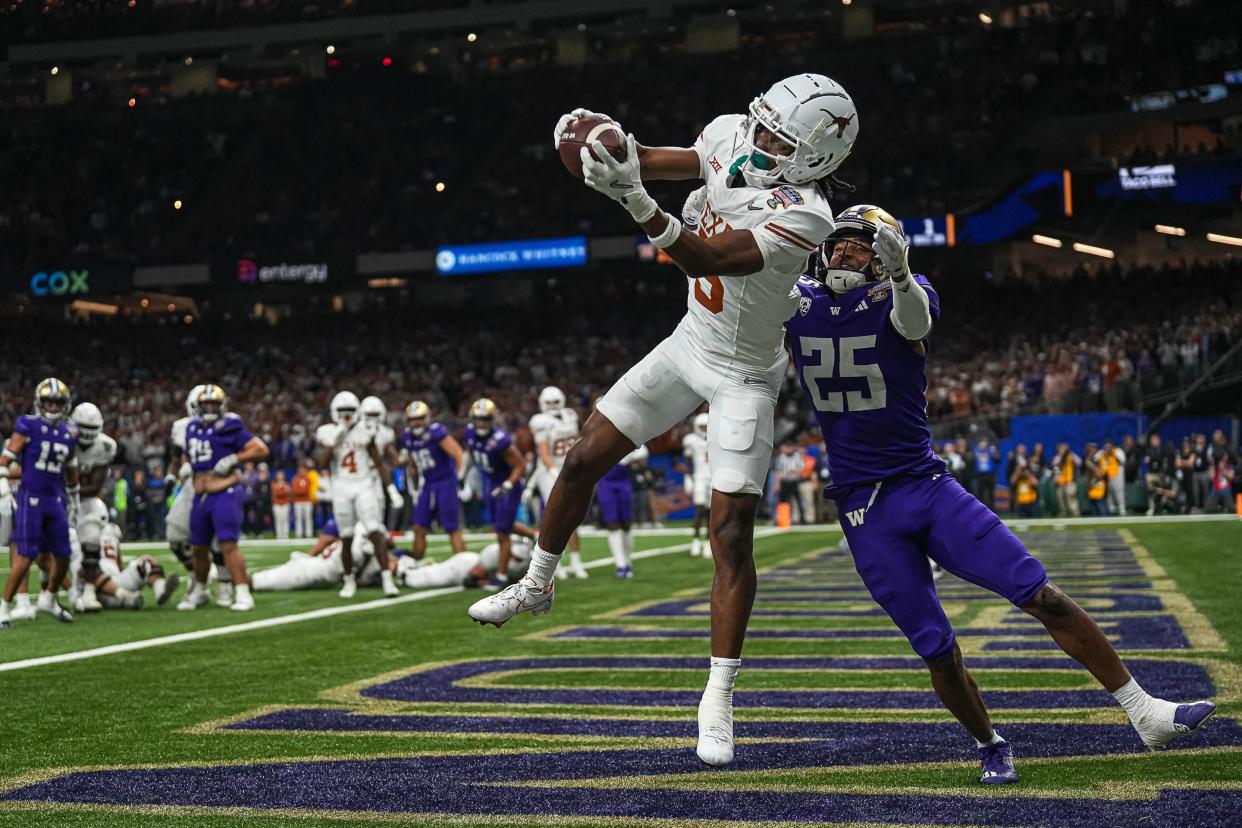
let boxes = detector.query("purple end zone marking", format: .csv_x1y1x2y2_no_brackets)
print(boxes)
7,721,1241,825
348,656,1212,710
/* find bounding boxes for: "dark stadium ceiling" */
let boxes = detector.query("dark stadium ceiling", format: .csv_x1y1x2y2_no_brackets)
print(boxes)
2,0,1113,69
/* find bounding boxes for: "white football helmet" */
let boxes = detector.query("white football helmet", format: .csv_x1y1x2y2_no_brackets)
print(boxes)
693,412,709,439
185,384,206,418
330,391,360,426
360,395,386,428
71,402,104,446
539,386,566,414
734,73,858,188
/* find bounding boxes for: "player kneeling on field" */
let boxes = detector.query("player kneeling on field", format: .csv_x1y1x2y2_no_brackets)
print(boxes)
74,523,178,610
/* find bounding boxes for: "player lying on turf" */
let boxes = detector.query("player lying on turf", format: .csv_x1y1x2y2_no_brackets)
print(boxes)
784,204,1217,783
0,378,80,628
469,73,859,769
71,522,178,609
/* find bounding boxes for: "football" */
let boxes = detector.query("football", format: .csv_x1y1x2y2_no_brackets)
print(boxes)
557,115,627,179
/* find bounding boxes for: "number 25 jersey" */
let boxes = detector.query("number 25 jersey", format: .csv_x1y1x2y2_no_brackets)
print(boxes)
785,274,943,488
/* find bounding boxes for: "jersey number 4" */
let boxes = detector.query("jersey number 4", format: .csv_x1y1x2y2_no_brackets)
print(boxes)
694,277,724,314
799,335,887,412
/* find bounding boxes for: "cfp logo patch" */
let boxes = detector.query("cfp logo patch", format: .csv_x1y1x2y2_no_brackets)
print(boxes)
798,296,813,316
30,270,89,296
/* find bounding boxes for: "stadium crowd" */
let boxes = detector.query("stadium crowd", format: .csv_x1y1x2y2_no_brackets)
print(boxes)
2,1,1238,275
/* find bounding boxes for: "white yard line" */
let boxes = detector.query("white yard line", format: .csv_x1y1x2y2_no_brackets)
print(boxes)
0,534,761,673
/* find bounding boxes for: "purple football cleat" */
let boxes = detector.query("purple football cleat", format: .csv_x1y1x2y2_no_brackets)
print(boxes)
979,740,1019,784
1173,701,1217,737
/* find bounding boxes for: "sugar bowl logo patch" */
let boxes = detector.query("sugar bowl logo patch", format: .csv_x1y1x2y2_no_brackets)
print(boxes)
766,185,804,210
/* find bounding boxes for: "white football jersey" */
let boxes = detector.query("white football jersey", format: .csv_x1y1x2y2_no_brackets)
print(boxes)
683,113,835,375
77,432,117,477
682,432,710,479
374,423,396,452
170,416,191,451
315,422,378,486
529,409,580,470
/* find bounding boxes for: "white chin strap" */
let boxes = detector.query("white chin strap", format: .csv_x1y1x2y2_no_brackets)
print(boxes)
824,269,867,293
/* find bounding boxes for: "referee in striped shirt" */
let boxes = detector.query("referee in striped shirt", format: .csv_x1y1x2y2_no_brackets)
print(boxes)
774,442,806,524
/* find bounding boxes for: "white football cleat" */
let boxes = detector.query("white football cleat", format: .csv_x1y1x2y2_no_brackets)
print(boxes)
381,570,399,597
177,585,209,611
339,575,357,599
468,579,554,628
10,603,37,622
569,562,589,579
690,538,701,558
696,694,735,767
554,565,569,581
79,583,103,613
1132,698,1217,750
216,582,234,608
36,592,74,624
229,593,255,612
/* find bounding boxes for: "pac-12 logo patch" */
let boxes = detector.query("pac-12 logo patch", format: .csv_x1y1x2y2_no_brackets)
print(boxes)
799,296,813,316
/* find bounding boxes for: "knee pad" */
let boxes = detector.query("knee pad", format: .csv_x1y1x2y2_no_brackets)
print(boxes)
169,541,194,568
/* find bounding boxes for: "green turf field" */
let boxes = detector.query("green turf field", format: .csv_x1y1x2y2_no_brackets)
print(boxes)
1,519,1240,827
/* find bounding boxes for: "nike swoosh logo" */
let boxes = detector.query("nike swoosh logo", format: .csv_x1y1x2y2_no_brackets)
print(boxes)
747,202,765,211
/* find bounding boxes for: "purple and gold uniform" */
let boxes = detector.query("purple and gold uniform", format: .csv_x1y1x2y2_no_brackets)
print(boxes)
464,425,519,533
403,422,460,533
185,413,254,546
786,273,1048,662
12,414,77,559
597,445,646,525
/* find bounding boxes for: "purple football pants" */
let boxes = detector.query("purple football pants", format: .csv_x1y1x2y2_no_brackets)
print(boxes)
832,470,1048,662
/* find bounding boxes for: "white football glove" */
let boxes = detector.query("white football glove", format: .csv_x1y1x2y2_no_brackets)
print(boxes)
213,453,239,475
0,491,12,516
681,185,707,230
581,133,657,223
553,107,616,149
386,483,403,510
458,481,473,503
874,223,911,282
178,462,192,481
490,480,514,499
0,477,9,502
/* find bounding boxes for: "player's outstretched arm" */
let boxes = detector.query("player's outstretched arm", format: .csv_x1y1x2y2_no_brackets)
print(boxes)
635,144,702,181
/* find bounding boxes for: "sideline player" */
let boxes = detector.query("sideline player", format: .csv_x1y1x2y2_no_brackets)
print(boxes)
597,430,648,578
785,204,1217,782
461,398,536,590
176,384,268,612
469,74,858,769
0,379,79,627
681,411,711,558
67,402,116,612
315,392,401,598
402,401,467,559
529,387,588,579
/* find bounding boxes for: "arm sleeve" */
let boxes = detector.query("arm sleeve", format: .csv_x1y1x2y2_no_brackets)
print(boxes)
753,207,832,276
889,275,934,341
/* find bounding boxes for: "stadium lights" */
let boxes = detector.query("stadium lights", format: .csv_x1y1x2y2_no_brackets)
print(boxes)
1032,235,1062,248
1072,242,1115,258
184,56,193,66
979,11,993,24
1206,232,1242,247
1155,224,1186,236
127,97,136,108
435,182,446,193
841,0,852,6
326,44,336,55
382,56,393,66
50,66,59,76
173,199,183,210
467,32,478,42
726,8,737,16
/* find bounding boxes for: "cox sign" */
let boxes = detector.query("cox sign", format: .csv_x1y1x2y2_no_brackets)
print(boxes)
30,270,89,296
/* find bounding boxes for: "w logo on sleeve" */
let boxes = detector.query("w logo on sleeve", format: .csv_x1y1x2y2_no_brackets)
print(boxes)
844,508,866,527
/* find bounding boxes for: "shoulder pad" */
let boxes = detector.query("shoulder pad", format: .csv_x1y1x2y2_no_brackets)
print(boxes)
216,413,244,434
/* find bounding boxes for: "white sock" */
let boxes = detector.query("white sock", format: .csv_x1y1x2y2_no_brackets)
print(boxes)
14,593,30,609
974,730,1004,748
0,599,9,613
607,530,625,568
622,529,634,565
342,573,356,584
193,579,208,594
1112,678,1156,722
706,656,741,701
569,550,584,569
152,577,166,595
234,584,251,602
525,544,561,586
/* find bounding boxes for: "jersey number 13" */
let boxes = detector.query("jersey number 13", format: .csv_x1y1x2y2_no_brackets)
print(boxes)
799,335,887,412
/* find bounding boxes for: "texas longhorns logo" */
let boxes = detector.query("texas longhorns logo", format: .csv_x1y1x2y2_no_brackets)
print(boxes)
821,109,855,138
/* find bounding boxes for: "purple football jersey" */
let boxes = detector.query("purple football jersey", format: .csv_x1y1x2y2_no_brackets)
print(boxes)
184,414,255,473
463,425,514,489
785,274,944,487
402,422,455,483
15,414,77,496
